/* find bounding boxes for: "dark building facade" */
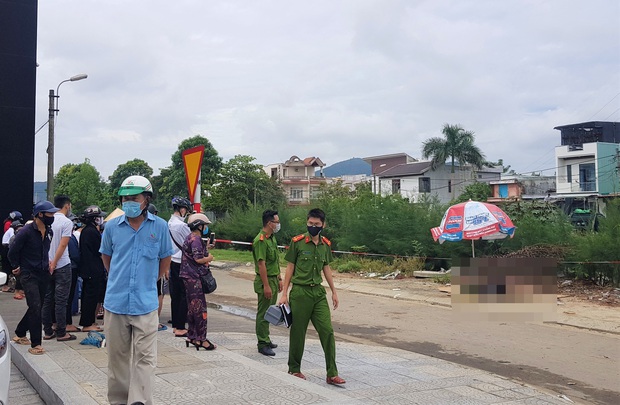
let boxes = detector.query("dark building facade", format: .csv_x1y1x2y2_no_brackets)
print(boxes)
554,121,620,150
0,0,38,220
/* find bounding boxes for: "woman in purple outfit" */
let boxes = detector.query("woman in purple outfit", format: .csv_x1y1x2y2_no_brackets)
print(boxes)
180,213,216,350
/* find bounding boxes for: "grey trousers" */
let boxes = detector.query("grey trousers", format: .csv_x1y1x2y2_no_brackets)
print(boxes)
104,309,158,405
42,263,72,337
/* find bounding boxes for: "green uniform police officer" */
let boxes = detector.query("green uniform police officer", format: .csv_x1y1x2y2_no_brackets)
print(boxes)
253,210,282,356
278,208,346,385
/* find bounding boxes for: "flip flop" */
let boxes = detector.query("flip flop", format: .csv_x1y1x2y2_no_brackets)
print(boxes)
12,336,31,345
28,346,45,355
65,326,82,332
43,333,56,340
81,327,103,332
158,324,168,331
13,293,24,300
57,334,77,342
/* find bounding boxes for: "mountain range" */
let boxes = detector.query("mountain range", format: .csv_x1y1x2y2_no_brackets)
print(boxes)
320,158,371,177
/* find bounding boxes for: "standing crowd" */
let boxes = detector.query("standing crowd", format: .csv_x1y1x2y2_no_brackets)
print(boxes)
1,175,345,405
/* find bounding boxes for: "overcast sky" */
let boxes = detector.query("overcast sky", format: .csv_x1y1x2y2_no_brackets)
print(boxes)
34,0,620,182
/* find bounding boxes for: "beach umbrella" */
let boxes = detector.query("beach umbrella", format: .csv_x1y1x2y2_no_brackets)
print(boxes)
430,200,516,257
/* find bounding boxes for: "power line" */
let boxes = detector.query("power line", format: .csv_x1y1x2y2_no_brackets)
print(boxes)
587,92,620,120
34,119,49,135
603,107,620,121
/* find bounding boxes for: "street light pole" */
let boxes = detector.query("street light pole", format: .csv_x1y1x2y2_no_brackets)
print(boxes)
46,73,88,201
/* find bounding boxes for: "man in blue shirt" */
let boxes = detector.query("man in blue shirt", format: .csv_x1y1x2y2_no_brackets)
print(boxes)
100,176,173,405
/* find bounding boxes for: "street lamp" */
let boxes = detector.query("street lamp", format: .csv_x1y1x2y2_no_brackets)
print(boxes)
47,73,88,200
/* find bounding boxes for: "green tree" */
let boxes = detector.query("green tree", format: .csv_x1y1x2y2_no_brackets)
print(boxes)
483,158,516,175
454,182,492,203
205,155,285,212
158,135,223,202
422,124,485,173
54,159,113,212
108,159,153,192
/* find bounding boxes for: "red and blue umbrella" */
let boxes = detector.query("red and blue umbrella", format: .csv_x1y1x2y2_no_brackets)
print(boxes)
430,200,516,256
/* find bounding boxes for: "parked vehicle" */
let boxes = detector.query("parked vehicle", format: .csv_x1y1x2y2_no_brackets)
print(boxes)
0,272,10,405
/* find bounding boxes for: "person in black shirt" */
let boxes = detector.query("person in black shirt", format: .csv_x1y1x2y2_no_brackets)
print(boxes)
8,201,59,355
78,205,107,332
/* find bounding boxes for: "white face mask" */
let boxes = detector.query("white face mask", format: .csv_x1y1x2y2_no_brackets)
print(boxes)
274,223,281,233
95,217,104,226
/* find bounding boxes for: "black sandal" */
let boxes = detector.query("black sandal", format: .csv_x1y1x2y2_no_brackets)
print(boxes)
193,339,216,351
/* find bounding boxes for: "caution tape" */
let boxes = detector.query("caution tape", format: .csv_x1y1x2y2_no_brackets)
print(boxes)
209,238,450,260
209,238,620,264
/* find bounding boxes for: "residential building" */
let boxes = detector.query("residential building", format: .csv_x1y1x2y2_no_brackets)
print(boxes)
363,153,417,194
487,175,556,202
369,158,502,204
264,155,326,205
554,121,620,197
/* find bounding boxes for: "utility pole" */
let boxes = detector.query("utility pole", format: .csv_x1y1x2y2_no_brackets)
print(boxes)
46,89,56,201
45,74,88,201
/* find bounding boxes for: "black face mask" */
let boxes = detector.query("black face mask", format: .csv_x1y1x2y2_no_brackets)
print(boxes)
40,214,55,227
307,226,322,237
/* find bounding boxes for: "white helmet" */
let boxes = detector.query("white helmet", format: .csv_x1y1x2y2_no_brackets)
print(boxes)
118,175,153,196
187,213,211,230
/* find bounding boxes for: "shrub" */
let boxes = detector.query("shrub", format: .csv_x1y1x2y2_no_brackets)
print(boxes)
392,257,425,277
335,261,363,273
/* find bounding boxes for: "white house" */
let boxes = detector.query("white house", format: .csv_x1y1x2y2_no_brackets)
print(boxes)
375,160,501,203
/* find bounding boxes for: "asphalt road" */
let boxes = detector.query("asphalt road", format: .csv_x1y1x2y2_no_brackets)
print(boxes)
210,266,620,405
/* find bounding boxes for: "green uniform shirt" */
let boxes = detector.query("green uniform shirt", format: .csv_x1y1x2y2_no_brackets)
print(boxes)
252,230,280,276
285,233,333,285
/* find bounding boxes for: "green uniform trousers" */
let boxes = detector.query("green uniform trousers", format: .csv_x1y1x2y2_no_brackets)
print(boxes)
255,275,279,349
288,284,338,377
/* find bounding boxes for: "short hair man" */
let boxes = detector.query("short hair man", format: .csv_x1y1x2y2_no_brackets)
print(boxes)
100,176,173,405
252,209,282,356
278,208,345,385
8,201,59,354
42,195,78,341
168,196,193,338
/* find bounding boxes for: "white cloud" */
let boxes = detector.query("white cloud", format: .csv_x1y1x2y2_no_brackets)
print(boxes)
33,0,620,184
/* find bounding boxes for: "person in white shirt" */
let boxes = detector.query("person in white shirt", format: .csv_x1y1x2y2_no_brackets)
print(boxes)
41,195,77,342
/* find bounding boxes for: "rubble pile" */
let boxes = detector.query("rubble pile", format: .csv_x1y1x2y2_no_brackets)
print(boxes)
500,244,570,260
558,278,620,306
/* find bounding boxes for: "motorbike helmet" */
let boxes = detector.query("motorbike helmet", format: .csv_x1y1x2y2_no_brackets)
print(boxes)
118,175,153,197
147,204,158,215
187,213,211,231
82,205,107,219
9,210,22,221
171,196,192,212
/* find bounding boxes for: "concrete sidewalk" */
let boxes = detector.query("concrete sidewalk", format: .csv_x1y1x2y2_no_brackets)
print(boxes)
10,328,572,405
3,288,576,404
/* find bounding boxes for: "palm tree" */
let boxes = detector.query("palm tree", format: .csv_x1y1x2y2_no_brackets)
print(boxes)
422,124,485,173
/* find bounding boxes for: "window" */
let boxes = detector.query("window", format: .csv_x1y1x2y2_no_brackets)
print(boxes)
448,180,452,193
310,186,321,200
566,165,572,183
392,179,401,194
579,163,595,191
290,188,303,200
419,177,431,193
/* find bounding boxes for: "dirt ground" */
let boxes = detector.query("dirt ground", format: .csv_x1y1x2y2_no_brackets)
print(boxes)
334,270,620,334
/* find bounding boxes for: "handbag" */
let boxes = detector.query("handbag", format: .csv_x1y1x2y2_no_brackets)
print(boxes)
200,268,217,294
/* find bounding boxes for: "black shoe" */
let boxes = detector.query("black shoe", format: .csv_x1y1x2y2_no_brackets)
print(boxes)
258,346,275,356
268,342,278,349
